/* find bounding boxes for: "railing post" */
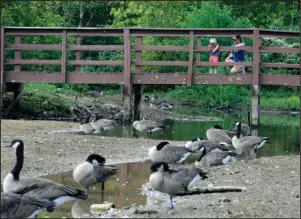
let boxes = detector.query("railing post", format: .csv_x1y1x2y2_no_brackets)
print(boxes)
251,28,260,133
123,28,132,125
187,30,194,86
133,36,143,121
196,37,201,74
61,30,67,83
0,27,5,111
14,36,21,72
75,36,81,72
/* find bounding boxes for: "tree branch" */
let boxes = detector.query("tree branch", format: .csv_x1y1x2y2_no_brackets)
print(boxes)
174,186,246,197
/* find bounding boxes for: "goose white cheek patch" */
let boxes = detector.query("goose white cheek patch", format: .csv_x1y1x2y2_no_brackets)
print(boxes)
12,142,20,149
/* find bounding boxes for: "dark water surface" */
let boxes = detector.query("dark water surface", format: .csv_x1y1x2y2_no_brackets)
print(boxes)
100,109,300,158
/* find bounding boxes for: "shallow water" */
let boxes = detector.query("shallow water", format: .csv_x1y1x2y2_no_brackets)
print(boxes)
98,108,300,158
38,160,151,218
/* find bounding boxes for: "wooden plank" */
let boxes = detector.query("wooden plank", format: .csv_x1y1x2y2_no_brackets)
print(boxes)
5,60,61,65
187,30,194,86
132,45,189,51
14,36,21,72
61,30,67,83
260,63,300,68
67,73,123,84
259,29,300,38
196,37,201,74
4,72,61,83
68,45,124,51
195,61,253,67
195,46,253,52
5,44,61,50
67,32,124,37
67,60,123,66
260,74,300,86
75,36,81,72
260,47,300,54
132,73,187,85
134,61,189,66
3,72,123,84
132,73,252,85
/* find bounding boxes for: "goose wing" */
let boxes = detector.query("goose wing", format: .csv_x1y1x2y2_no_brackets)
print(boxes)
162,145,193,163
198,140,228,152
224,130,236,138
15,178,87,201
94,165,118,183
206,128,232,144
202,150,230,166
237,136,268,149
142,120,164,127
1,193,55,218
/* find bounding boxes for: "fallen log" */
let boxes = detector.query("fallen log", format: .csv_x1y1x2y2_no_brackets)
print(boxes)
174,186,246,197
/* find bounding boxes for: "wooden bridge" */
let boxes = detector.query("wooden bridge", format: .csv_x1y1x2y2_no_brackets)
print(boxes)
0,27,300,126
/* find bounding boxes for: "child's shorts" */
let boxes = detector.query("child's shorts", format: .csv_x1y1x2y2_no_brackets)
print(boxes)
209,56,219,62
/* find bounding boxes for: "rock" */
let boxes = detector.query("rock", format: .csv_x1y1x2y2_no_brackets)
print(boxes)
90,203,115,215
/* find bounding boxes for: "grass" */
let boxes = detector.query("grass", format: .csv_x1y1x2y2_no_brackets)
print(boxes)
19,83,75,114
6,83,300,116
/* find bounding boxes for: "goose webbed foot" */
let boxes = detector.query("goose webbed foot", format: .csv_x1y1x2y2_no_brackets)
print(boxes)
85,188,89,196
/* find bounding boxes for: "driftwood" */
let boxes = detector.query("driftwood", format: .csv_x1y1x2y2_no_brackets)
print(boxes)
174,186,246,197
70,95,124,124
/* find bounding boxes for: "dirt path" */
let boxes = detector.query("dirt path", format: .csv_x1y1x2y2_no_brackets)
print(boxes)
1,120,300,218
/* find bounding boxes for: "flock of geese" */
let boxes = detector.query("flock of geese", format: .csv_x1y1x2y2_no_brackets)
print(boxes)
1,120,269,218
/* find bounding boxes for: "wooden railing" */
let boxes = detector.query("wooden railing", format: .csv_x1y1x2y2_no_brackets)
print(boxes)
0,27,299,89
0,27,299,124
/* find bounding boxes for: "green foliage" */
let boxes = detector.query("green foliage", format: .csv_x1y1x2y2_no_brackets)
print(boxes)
21,83,72,114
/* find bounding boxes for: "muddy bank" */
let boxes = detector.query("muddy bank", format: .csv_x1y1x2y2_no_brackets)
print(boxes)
1,120,300,218
103,156,300,218
0,119,185,181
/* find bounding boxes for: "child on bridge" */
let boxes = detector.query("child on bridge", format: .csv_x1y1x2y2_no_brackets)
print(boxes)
208,38,220,74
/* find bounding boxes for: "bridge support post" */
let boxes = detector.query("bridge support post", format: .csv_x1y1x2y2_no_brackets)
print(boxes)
133,84,142,121
251,29,260,132
123,28,132,125
251,85,260,134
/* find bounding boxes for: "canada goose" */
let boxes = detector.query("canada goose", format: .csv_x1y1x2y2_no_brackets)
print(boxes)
86,90,103,98
3,139,88,209
195,147,237,167
160,102,174,110
79,121,95,134
90,114,117,134
73,154,118,195
185,137,229,152
148,141,202,164
232,122,269,154
149,162,208,209
206,125,233,145
1,192,55,219
133,120,164,135
232,121,250,136
151,95,165,105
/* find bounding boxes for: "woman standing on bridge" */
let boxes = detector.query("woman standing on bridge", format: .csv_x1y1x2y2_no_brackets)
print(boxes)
225,35,246,74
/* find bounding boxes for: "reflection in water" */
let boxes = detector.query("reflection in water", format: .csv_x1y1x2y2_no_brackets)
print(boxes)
37,160,152,218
